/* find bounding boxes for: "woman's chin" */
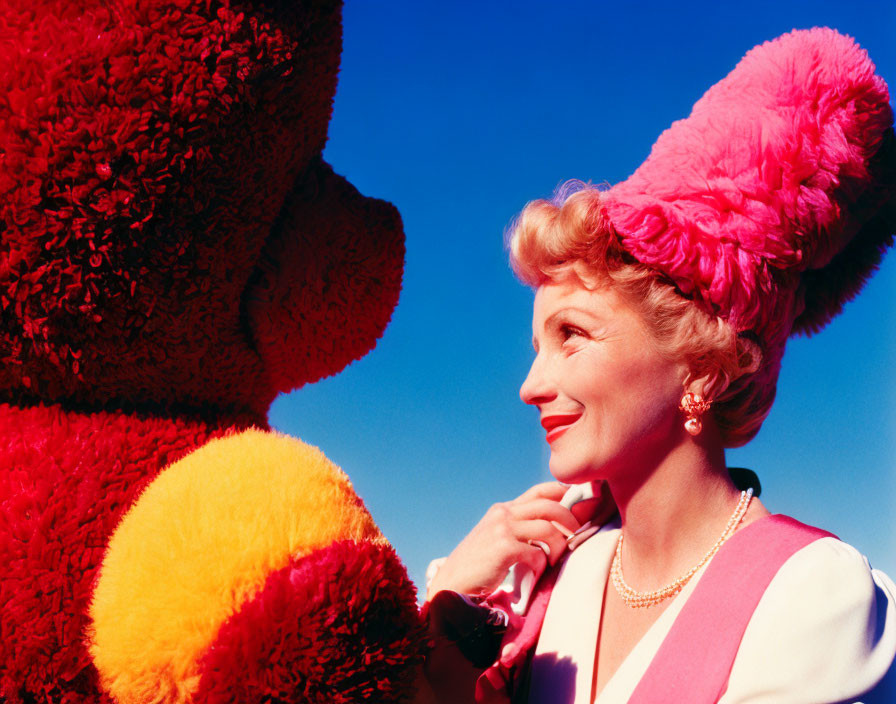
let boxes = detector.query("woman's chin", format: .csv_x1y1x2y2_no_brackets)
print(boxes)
548,448,618,486
548,458,599,486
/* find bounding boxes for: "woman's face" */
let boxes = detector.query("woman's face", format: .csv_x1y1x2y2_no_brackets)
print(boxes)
520,278,689,487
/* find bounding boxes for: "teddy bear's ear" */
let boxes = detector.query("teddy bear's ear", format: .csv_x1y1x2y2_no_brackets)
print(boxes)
246,158,404,393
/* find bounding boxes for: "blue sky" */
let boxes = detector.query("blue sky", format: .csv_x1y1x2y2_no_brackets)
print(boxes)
270,1,896,591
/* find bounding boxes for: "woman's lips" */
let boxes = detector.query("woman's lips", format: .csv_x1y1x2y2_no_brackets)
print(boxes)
541,414,582,443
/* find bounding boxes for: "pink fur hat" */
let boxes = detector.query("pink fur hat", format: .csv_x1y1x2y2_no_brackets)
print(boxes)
602,28,895,372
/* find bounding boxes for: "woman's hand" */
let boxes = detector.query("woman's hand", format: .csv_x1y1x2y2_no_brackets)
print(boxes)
425,482,583,601
419,481,616,702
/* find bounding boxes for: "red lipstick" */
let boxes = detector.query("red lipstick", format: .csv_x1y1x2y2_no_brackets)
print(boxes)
540,414,582,443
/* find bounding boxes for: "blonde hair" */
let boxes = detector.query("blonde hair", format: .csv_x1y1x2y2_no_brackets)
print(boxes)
508,182,771,448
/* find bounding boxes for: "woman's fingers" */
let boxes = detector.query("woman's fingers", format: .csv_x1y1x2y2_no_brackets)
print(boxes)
512,481,567,503
517,540,550,575
427,482,590,599
507,498,580,536
512,519,571,566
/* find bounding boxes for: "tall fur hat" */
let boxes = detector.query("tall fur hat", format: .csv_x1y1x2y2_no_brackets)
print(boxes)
602,28,895,384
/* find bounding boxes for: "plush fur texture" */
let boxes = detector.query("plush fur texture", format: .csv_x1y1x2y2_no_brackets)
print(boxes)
1,402,248,702
603,28,895,384
0,0,403,414
0,1,421,702
89,431,387,703
193,540,426,703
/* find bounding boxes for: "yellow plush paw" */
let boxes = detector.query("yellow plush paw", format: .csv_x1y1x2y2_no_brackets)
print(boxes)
89,429,389,703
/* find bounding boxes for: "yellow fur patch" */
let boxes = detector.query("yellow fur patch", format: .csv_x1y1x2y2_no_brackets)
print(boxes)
88,429,384,703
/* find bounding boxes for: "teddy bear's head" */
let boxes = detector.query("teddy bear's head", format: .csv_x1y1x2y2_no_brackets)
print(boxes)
0,0,404,416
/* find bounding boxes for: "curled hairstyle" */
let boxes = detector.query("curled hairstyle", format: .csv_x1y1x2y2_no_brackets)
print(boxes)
508,182,771,448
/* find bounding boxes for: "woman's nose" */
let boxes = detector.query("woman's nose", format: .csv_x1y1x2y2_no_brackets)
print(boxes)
520,354,556,406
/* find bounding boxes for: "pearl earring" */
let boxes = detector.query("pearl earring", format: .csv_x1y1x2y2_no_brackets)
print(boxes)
679,392,711,436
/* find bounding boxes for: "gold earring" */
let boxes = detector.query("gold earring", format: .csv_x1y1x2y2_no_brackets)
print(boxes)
679,392,711,436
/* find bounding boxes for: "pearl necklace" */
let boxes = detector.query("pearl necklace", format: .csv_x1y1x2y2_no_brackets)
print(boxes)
611,488,754,609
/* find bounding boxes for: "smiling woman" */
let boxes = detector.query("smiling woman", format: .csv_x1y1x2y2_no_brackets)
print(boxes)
521,280,691,488
417,28,896,704
512,195,768,450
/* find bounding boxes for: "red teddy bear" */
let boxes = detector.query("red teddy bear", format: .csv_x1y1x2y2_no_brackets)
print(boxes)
1,1,425,701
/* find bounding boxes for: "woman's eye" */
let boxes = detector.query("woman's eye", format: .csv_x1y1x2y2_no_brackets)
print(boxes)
560,325,584,341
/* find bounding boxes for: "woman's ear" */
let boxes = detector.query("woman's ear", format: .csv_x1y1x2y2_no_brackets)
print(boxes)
683,333,763,405
682,368,728,406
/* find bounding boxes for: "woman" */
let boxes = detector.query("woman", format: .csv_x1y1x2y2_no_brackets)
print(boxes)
420,28,896,703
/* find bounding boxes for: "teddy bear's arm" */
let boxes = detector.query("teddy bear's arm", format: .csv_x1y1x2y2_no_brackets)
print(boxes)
88,429,426,704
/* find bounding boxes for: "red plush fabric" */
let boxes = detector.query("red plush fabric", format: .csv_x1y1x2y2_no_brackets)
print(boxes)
0,402,261,703
0,0,404,411
194,540,427,704
1,1,412,700
249,158,406,390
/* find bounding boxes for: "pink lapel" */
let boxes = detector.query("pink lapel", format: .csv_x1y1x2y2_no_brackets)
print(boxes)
628,515,835,703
